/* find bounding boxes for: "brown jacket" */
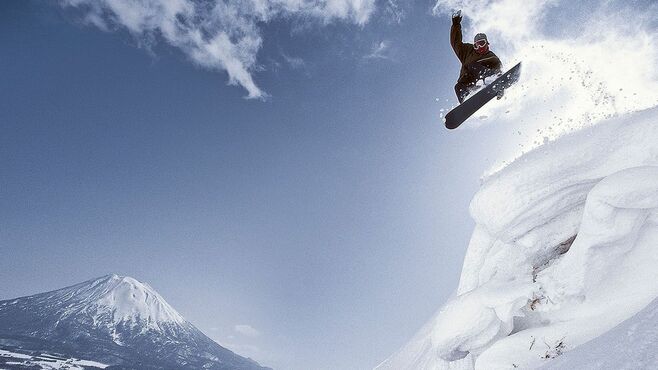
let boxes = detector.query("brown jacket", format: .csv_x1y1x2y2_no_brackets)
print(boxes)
451,22,502,84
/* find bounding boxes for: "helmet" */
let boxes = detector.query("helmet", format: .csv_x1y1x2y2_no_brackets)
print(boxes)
474,33,489,54
474,33,488,43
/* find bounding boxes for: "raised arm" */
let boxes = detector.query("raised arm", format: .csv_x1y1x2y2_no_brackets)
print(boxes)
450,10,468,62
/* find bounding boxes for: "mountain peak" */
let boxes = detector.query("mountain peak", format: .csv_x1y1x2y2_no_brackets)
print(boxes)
73,274,186,327
95,274,142,290
0,276,271,370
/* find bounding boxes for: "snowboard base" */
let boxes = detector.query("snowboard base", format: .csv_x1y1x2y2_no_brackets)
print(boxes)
444,62,521,130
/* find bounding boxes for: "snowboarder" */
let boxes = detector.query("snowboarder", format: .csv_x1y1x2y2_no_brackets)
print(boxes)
450,10,502,103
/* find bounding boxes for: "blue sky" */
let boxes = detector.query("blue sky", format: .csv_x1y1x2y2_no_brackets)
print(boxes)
0,1,568,369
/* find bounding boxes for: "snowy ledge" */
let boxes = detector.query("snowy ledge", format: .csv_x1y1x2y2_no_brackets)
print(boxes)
377,107,658,370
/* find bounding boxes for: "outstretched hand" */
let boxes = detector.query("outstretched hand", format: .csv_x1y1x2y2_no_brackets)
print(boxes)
452,9,462,24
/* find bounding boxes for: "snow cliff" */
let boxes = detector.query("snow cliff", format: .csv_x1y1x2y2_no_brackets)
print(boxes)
377,107,658,369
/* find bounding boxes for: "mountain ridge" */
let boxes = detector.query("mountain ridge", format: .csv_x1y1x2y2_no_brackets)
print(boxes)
0,274,270,370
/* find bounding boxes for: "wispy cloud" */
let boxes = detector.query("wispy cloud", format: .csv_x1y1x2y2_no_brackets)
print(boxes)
61,0,378,99
384,0,405,24
364,40,393,60
281,52,305,70
234,324,261,337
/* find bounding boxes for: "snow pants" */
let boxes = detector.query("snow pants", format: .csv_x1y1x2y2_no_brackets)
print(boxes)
455,62,500,103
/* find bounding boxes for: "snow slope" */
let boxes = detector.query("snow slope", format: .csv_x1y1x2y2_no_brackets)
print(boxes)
539,297,658,370
27,274,187,331
376,108,658,369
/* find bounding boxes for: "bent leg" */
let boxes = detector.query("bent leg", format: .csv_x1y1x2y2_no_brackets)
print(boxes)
455,82,471,103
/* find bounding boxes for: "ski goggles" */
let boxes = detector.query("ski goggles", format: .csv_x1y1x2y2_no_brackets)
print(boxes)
474,39,488,49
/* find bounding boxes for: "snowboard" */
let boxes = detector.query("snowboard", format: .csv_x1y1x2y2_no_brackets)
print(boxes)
444,62,521,130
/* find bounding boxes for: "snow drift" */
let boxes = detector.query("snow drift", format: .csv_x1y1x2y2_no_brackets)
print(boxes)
377,107,658,369
538,296,658,370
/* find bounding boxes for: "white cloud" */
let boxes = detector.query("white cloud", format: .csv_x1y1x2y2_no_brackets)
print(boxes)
281,52,305,69
384,0,404,24
364,40,392,60
61,0,377,99
234,323,261,337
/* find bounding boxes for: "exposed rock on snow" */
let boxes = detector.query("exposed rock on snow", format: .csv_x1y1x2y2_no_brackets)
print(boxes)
539,297,658,370
376,108,658,370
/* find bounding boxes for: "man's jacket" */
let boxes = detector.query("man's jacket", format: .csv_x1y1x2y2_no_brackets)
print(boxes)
450,21,502,84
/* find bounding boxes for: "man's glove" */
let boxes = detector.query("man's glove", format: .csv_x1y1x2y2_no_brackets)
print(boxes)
452,10,462,24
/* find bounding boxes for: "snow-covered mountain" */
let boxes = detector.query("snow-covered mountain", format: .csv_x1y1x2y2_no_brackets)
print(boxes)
376,107,658,369
0,274,271,370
